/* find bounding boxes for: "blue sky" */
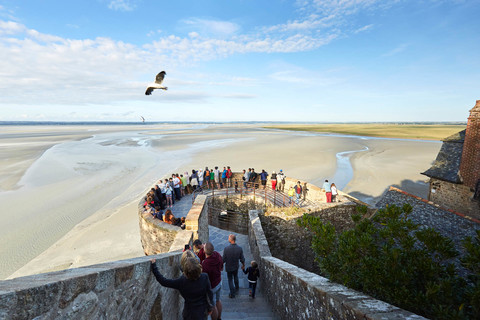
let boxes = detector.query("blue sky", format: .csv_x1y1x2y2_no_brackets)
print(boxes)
0,0,478,122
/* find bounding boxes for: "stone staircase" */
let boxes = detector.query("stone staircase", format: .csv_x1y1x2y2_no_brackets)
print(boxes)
209,226,277,319
170,194,277,319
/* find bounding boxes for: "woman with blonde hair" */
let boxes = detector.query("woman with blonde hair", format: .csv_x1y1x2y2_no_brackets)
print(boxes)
151,257,213,319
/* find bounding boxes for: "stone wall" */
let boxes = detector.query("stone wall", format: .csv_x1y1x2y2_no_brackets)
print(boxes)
138,200,183,255
139,195,207,255
207,196,251,235
259,203,360,274
429,178,480,219
184,195,209,244
0,252,184,320
247,210,426,320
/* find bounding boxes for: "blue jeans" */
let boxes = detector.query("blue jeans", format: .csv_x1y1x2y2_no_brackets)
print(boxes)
249,281,257,298
227,270,239,296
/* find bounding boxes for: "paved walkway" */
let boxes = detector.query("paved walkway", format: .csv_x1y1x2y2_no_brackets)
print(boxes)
168,193,193,218
209,226,277,319
167,193,277,319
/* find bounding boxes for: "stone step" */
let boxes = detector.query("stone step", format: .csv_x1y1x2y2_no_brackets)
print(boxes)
209,226,279,319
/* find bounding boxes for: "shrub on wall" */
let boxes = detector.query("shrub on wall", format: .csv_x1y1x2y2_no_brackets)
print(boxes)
297,204,480,319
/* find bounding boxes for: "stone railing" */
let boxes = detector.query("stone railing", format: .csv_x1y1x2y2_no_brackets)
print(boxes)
213,172,367,207
138,195,208,255
0,251,185,320
247,209,426,320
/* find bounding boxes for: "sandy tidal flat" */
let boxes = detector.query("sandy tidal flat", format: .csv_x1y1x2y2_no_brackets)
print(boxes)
0,124,441,279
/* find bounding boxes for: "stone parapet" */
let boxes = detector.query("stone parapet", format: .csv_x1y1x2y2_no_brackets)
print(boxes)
247,210,426,320
184,195,209,244
139,195,208,256
138,199,183,255
0,252,184,320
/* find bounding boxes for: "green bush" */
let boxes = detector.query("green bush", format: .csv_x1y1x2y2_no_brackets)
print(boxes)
297,204,480,319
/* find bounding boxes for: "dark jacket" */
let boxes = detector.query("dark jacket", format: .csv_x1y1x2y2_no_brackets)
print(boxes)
151,264,213,319
222,243,245,272
242,266,260,283
201,251,223,288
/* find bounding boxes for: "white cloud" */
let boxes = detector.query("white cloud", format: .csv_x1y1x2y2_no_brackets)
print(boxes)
220,93,256,99
0,20,26,35
0,17,343,108
354,24,374,33
108,0,137,11
181,18,241,37
264,14,336,33
382,43,410,57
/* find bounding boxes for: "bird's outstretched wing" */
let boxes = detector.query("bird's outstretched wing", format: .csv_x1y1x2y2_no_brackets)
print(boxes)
155,71,166,84
145,87,154,95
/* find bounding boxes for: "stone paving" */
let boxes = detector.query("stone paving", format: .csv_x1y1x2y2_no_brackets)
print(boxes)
169,193,193,218
208,226,277,320
168,192,278,319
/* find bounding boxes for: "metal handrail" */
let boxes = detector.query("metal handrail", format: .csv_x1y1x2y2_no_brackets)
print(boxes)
191,179,313,208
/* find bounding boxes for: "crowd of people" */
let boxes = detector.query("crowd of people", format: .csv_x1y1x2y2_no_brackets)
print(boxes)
144,168,339,224
151,234,258,320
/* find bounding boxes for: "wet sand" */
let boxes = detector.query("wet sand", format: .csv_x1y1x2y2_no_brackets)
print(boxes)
1,124,441,279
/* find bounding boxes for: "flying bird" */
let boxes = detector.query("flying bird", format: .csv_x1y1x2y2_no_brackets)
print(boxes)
145,71,168,95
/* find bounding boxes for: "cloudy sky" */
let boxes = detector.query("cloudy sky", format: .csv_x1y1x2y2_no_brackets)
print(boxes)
0,0,478,122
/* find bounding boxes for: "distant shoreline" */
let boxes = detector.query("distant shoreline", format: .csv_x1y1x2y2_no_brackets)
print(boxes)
264,124,466,141
0,121,467,126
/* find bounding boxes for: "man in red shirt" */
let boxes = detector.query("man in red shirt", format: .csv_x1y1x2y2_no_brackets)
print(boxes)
201,242,223,320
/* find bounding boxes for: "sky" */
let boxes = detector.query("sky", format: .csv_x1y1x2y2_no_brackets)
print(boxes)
0,0,479,122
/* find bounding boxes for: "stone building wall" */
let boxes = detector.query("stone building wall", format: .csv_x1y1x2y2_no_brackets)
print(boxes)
247,210,426,320
429,178,480,219
0,252,184,320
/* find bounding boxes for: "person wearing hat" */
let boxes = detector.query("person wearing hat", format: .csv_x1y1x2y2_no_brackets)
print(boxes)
277,169,286,192
270,170,277,190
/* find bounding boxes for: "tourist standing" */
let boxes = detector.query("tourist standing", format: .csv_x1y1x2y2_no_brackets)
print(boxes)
277,170,286,192
249,168,258,188
288,186,295,205
181,173,188,196
227,166,233,187
323,179,332,203
331,183,338,202
205,167,211,189
189,169,198,190
151,258,213,320
303,182,309,200
164,181,174,208
214,167,220,189
173,174,182,201
260,170,268,189
198,169,204,188
202,242,223,320
222,234,245,298
270,171,277,190
294,181,302,205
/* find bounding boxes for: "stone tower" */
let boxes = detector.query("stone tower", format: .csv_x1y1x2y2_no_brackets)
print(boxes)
459,100,480,190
